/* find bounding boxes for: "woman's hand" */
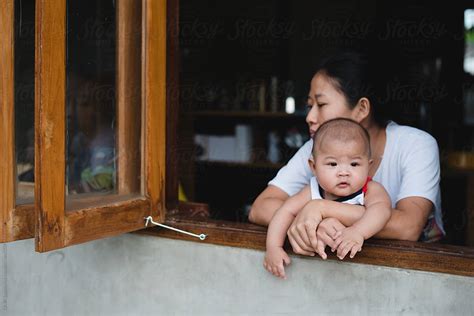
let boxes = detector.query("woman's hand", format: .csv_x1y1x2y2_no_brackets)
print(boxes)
315,218,346,259
287,200,325,256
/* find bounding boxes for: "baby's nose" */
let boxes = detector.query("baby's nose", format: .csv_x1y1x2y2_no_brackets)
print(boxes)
338,168,350,176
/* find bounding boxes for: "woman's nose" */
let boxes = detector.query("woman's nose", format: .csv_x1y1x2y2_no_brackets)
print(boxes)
306,106,318,125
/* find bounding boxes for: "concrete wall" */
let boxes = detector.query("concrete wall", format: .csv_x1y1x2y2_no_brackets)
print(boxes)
1,233,474,315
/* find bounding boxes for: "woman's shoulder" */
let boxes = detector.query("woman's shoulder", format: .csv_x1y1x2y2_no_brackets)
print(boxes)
292,138,313,158
387,121,438,147
301,138,313,150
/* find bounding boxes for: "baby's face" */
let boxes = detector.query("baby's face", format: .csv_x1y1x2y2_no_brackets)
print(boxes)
310,140,370,200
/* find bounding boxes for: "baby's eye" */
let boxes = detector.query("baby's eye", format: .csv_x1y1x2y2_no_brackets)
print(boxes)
351,162,360,167
327,162,337,167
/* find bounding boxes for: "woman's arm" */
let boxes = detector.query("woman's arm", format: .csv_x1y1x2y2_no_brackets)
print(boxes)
373,197,432,241
248,185,289,226
378,130,439,240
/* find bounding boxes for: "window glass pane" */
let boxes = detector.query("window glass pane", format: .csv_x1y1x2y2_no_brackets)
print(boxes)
15,0,35,204
66,0,141,202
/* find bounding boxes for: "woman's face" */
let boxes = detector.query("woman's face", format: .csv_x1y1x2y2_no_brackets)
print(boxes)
306,72,359,138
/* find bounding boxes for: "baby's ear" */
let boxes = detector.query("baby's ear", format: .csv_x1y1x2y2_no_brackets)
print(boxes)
368,159,374,165
308,158,316,170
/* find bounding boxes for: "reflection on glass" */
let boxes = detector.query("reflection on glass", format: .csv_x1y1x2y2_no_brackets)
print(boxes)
464,10,474,75
66,0,142,200
67,76,117,195
464,9,474,125
15,0,35,204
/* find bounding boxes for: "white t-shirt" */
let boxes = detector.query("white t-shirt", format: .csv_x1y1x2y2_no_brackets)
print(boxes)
269,121,444,239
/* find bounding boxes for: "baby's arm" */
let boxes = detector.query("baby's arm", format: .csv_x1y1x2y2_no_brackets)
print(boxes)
334,181,391,259
264,185,311,279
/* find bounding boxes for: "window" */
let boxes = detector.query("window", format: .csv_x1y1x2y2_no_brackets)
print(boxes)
1,0,473,276
1,0,166,252
33,0,167,252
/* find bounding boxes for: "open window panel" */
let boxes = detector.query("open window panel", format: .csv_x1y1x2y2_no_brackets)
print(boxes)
34,0,166,252
0,0,36,243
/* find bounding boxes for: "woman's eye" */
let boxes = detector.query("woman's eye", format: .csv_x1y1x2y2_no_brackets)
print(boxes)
317,103,327,108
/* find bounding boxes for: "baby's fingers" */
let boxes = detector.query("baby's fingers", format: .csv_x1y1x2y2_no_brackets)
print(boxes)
335,240,345,258
265,262,274,275
333,230,342,239
271,266,280,277
337,241,352,260
277,264,287,279
283,253,291,266
332,236,344,252
349,244,362,259
315,240,327,260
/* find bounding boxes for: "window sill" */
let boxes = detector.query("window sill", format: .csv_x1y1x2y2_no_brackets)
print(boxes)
135,216,474,277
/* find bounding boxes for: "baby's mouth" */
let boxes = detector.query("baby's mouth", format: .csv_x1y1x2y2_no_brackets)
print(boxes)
337,182,349,188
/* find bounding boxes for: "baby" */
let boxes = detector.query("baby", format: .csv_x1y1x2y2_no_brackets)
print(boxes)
264,118,391,279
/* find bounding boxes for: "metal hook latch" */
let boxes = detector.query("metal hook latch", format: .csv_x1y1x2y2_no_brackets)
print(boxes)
144,216,207,241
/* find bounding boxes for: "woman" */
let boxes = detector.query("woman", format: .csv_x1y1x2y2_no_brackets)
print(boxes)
248,52,444,259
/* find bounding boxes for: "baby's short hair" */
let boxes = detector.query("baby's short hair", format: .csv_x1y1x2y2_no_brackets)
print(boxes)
312,118,371,158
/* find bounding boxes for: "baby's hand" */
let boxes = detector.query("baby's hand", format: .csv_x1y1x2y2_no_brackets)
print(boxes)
333,227,364,260
263,246,291,279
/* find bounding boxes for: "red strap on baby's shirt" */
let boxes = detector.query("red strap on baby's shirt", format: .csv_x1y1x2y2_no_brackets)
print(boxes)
362,176,372,194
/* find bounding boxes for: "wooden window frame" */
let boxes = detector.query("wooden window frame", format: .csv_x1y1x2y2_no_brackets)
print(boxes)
0,0,35,243
135,0,474,278
34,0,166,252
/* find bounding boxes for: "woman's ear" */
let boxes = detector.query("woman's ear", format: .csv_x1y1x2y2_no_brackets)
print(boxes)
353,97,371,123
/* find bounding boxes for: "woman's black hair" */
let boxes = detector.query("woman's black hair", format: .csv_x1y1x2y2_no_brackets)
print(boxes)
315,51,388,125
